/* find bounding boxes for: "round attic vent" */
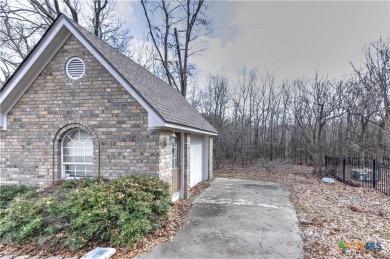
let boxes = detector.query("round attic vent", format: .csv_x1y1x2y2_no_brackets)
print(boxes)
66,57,85,80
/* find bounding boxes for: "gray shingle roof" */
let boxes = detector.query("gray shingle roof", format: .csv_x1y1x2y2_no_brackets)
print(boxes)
67,17,217,134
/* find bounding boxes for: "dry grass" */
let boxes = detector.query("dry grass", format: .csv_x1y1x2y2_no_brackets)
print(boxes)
215,160,390,259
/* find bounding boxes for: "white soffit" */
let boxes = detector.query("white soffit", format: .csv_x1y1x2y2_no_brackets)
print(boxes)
161,122,218,136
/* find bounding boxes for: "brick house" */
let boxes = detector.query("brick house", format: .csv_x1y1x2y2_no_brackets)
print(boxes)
0,14,217,201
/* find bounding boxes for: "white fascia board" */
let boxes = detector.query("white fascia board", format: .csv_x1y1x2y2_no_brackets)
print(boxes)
63,21,165,127
0,18,66,108
162,122,218,136
0,113,6,130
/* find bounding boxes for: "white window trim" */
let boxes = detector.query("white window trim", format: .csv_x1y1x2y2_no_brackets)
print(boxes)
171,134,178,169
61,128,93,179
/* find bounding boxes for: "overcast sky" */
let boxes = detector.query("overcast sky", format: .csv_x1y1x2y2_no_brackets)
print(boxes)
116,0,390,85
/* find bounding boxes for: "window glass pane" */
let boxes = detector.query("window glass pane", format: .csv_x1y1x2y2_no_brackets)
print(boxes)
85,156,93,163
84,137,93,146
172,157,177,169
85,165,93,177
172,147,178,159
74,142,84,149
64,164,76,178
85,148,93,156
171,135,178,169
63,147,72,156
67,130,77,140
78,131,89,141
63,155,73,163
63,136,74,148
65,164,76,171
75,165,85,178
74,156,84,163
73,147,84,156
66,171,75,178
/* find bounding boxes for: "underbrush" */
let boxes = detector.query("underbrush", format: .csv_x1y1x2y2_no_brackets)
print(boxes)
0,176,171,250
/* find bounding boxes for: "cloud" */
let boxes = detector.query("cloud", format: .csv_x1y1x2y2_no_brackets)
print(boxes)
115,0,137,25
191,1,390,87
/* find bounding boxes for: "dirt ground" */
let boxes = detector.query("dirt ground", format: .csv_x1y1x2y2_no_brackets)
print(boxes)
214,160,390,259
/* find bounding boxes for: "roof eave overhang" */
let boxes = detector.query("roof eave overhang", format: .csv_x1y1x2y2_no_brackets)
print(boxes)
154,122,218,136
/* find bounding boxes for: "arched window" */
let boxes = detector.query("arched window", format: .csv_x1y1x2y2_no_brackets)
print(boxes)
61,128,93,179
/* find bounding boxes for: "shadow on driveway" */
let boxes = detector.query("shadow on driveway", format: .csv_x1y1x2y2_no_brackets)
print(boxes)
139,178,302,259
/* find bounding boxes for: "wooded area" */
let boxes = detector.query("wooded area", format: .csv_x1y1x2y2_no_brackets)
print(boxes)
192,37,390,172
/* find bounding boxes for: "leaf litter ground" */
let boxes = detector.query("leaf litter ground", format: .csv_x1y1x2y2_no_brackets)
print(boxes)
215,160,390,259
2,163,389,259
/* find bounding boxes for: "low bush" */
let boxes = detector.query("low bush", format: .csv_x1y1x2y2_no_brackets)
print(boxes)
0,185,37,209
0,176,171,250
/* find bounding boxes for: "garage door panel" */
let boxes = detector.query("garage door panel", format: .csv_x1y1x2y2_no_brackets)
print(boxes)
190,135,204,188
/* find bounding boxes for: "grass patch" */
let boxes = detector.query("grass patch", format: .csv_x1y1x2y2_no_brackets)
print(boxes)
0,176,171,250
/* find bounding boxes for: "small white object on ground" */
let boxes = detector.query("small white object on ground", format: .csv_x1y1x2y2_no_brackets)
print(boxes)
322,177,335,183
80,247,116,259
299,218,313,225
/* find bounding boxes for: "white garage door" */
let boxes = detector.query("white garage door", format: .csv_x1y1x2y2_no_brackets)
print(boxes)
190,135,204,188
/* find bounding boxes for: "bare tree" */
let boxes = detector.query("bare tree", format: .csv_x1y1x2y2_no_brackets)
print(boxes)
140,0,209,97
0,0,130,83
351,37,390,158
197,74,230,166
290,74,347,172
88,0,131,53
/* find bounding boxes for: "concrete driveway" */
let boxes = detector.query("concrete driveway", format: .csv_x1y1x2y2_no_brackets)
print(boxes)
140,178,302,259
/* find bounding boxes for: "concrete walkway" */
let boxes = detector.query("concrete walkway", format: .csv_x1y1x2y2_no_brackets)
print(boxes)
140,178,302,259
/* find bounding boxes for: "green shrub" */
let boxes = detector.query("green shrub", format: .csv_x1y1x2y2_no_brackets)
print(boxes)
0,176,171,250
0,197,59,243
0,185,37,209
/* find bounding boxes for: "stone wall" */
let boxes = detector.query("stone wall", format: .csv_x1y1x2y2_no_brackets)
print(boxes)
158,130,173,188
0,35,161,187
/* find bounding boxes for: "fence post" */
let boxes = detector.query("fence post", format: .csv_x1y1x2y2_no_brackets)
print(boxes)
343,158,346,182
325,155,328,169
373,159,376,189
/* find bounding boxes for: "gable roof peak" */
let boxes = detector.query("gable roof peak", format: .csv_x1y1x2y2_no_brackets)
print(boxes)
0,14,218,135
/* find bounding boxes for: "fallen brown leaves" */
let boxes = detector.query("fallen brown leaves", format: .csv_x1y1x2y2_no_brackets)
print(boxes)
0,182,211,258
112,199,192,258
189,181,211,198
214,160,390,259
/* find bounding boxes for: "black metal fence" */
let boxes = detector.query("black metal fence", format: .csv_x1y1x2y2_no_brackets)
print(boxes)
325,156,390,195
